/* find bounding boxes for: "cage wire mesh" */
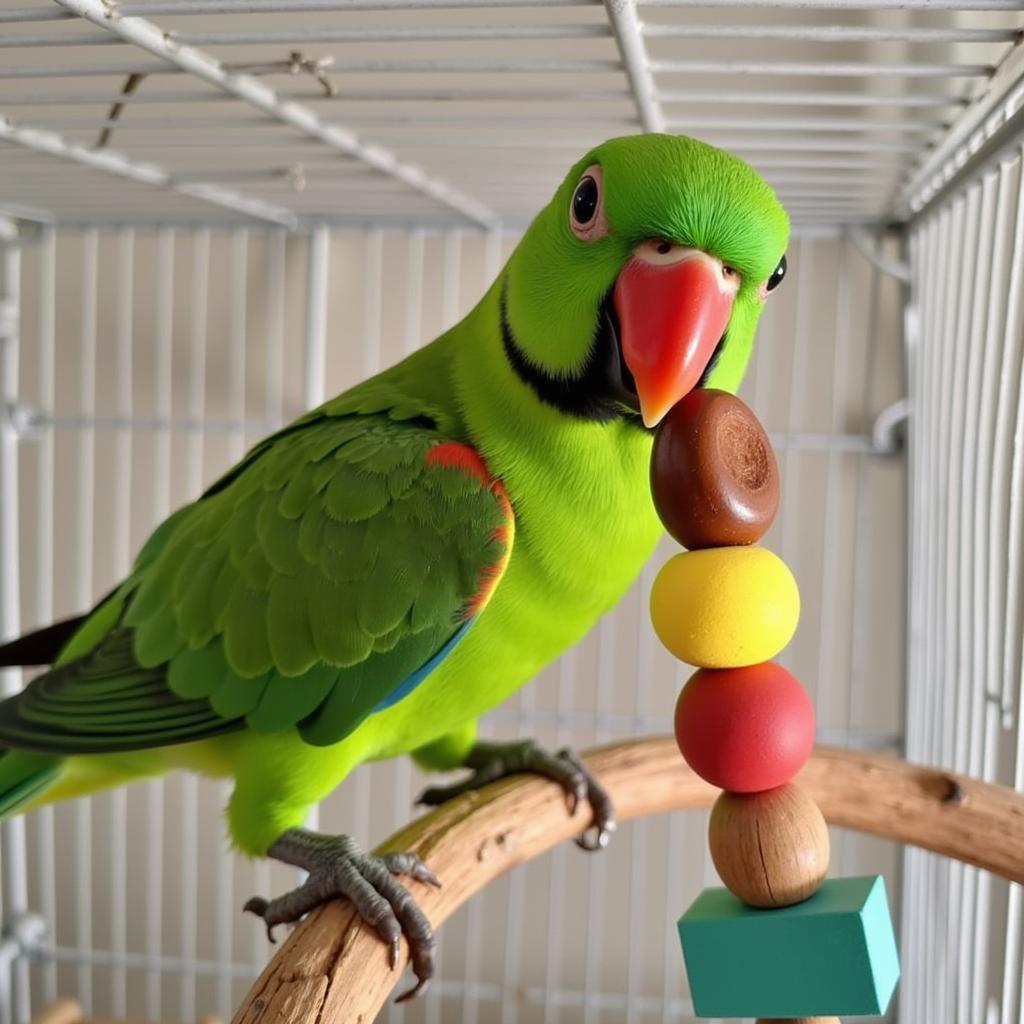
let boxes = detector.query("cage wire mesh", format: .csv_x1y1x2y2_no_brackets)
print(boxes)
903,142,1024,1024
0,0,1021,1022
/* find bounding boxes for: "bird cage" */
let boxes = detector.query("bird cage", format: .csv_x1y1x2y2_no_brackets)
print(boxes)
0,1,1021,1022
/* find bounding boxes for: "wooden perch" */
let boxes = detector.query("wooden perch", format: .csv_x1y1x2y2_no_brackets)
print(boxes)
233,738,1024,1024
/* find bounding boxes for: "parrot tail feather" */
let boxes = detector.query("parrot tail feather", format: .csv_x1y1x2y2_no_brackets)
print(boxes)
0,749,62,818
0,615,89,668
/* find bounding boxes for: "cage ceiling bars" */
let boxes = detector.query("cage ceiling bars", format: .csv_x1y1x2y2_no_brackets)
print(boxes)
0,118,299,227
50,0,501,230
604,0,664,133
8,22,1009,47
0,0,1019,228
898,31,1024,217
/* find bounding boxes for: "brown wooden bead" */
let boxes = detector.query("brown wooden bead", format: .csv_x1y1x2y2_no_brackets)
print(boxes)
708,783,830,908
650,388,779,549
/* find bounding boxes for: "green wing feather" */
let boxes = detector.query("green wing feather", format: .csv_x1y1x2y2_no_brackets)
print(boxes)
0,409,514,754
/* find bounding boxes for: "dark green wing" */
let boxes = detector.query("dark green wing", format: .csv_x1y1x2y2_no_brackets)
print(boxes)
0,413,514,754
0,629,234,753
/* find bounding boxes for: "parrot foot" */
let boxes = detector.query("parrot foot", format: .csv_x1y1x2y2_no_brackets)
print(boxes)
244,829,440,1001
417,740,616,851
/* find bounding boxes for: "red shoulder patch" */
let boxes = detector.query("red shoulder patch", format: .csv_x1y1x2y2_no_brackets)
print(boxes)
425,442,514,619
425,442,494,486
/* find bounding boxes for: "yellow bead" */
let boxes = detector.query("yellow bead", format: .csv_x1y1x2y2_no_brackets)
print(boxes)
650,547,799,668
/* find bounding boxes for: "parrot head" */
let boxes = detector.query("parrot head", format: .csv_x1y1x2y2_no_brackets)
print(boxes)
501,133,790,428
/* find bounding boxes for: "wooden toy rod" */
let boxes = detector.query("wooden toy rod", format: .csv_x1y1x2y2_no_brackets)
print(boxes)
232,738,1024,1024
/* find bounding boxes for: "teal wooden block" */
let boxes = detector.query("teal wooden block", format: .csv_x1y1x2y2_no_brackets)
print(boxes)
678,875,900,1018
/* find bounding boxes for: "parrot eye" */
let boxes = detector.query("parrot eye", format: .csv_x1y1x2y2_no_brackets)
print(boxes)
573,178,599,224
569,164,608,242
765,254,787,293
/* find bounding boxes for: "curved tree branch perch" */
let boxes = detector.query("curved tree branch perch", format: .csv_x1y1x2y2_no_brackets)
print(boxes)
233,738,1024,1023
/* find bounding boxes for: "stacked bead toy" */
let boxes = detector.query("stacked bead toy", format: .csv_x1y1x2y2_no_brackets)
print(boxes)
648,390,900,1022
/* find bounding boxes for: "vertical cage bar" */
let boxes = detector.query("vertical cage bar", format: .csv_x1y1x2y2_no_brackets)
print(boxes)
625,560,657,1024
919,213,944,1024
185,229,209,533
937,193,966,1024
956,177,995,1024
459,228,504,1024
33,224,58,1008
217,228,250,1019
777,237,815,684
303,225,329,839
969,167,1015,1024
901,226,921,1024
266,230,286,430
425,229,455,1024
922,207,950,1024
248,227,284,969
908,216,932,1024
73,227,99,1017
404,229,425,356
815,235,852,753
912,207,947,1024
541,648,575,1024
659,805,685,1023
999,149,1024,1024
363,230,383,381
903,214,940,1024
902,223,925,1024
841,241,880,840
582,613,616,1024
934,188,974,1024
146,226,176,1023
304,225,330,412
441,231,461,333
228,228,248,462
945,187,967,1010
180,227,210,1022
0,219,31,1024
109,226,134,1021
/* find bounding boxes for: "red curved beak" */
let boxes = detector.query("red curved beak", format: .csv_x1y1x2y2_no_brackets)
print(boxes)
613,247,737,428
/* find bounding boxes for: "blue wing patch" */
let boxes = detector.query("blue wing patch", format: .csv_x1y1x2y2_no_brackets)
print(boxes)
371,618,475,713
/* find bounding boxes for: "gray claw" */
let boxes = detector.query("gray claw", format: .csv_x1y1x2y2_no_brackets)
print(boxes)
575,818,616,852
556,747,616,850
243,897,279,942
396,975,431,1003
419,740,618,852
243,896,268,916
247,829,438,998
382,851,442,888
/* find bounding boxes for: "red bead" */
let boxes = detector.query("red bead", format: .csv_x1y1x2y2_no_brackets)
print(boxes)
674,663,815,792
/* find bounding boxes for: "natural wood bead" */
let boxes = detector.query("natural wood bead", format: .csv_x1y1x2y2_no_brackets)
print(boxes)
709,783,830,908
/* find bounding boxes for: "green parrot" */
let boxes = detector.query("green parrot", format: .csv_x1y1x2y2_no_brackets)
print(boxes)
0,133,789,996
